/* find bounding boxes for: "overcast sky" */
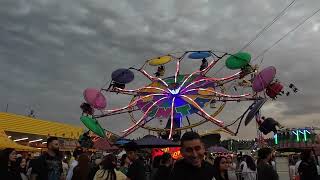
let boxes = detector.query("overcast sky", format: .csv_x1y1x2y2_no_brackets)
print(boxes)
1,0,320,139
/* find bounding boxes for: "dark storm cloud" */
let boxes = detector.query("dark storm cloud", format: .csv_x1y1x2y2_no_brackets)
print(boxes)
0,0,320,138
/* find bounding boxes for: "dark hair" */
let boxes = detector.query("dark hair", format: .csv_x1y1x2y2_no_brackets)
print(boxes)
181,131,201,146
243,155,256,171
120,154,128,166
0,148,17,174
257,147,272,164
124,141,139,152
73,147,83,158
213,156,229,180
47,137,58,147
301,149,312,162
72,154,90,180
160,153,172,165
16,157,27,174
98,154,117,180
289,158,296,166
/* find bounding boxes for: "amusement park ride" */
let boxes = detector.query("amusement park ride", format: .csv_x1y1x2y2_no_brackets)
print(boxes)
79,50,299,142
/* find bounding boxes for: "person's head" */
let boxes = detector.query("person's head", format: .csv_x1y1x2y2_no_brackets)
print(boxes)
301,149,312,162
0,148,17,170
180,131,205,168
160,153,172,167
101,154,117,170
214,156,229,172
124,141,139,161
258,147,273,163
16,157,27,173
98,154,117,180
243,155,257,171
226,155,233,164
19,158,27,169
78,154,89,164
47,137,59,152
120,154,130,166
73,147,83,159
72,154,90,180
289,158,295,166
2,148,17,162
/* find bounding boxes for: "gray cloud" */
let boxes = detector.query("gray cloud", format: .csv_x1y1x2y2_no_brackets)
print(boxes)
1,0,320,139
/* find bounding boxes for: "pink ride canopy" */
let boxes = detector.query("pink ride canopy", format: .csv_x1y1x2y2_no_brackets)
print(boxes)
252,66,276,92
83,88,107,110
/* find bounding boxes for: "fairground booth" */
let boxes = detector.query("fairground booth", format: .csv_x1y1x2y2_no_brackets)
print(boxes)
0,112,83,151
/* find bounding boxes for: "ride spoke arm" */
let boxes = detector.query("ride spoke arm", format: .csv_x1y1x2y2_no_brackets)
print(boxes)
179,58,221,90
174,60,181,84
120,116,157,138
94,108,140,118
184,88,251,98
169,97,176,139
180,95,223,127
137,69,169,87
122,96,168,133
109,86,169,94
102,93,166,114
174,52,188,83
180,72,241,93
195,112,235,136
201,53,227,75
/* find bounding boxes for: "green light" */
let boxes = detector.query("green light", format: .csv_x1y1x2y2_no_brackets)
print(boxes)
292,130,299,142
303,130,307,142
274,134,278,144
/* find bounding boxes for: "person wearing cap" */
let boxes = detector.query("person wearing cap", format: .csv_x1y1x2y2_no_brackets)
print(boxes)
125,141,146,180
170,131,216,180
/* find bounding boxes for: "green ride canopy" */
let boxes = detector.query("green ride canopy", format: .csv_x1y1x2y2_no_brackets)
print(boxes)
80,116,106,138
225,52,251,70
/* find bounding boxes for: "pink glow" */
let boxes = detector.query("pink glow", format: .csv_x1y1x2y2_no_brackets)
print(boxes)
180,72,241,93
168,97,176,139
184,88,251,98
180,95,224,126
140,69,169,87
123,96,168,133
103,93,166,114
174,60,180,83
113,86,169,94
179,60,225,92
179,58,219,90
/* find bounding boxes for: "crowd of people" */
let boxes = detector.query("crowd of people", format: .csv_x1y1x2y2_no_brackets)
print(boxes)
0,132,319,180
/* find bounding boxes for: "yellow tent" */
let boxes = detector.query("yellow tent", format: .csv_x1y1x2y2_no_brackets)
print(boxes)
0,129,40,151
0,112,83,139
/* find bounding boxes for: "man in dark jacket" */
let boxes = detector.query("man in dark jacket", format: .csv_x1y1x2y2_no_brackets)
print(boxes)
170,131,216,180
31,137,63,180
257,147,278,180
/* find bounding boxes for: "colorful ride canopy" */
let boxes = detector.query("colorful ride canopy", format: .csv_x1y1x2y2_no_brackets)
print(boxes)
149,56,172,66
135,74,215,119
80,116,106,138
252,66,276,92
245,98,267,126
225,52,251,70
111,68,135,84
188,52,211,59
83,88,107,110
